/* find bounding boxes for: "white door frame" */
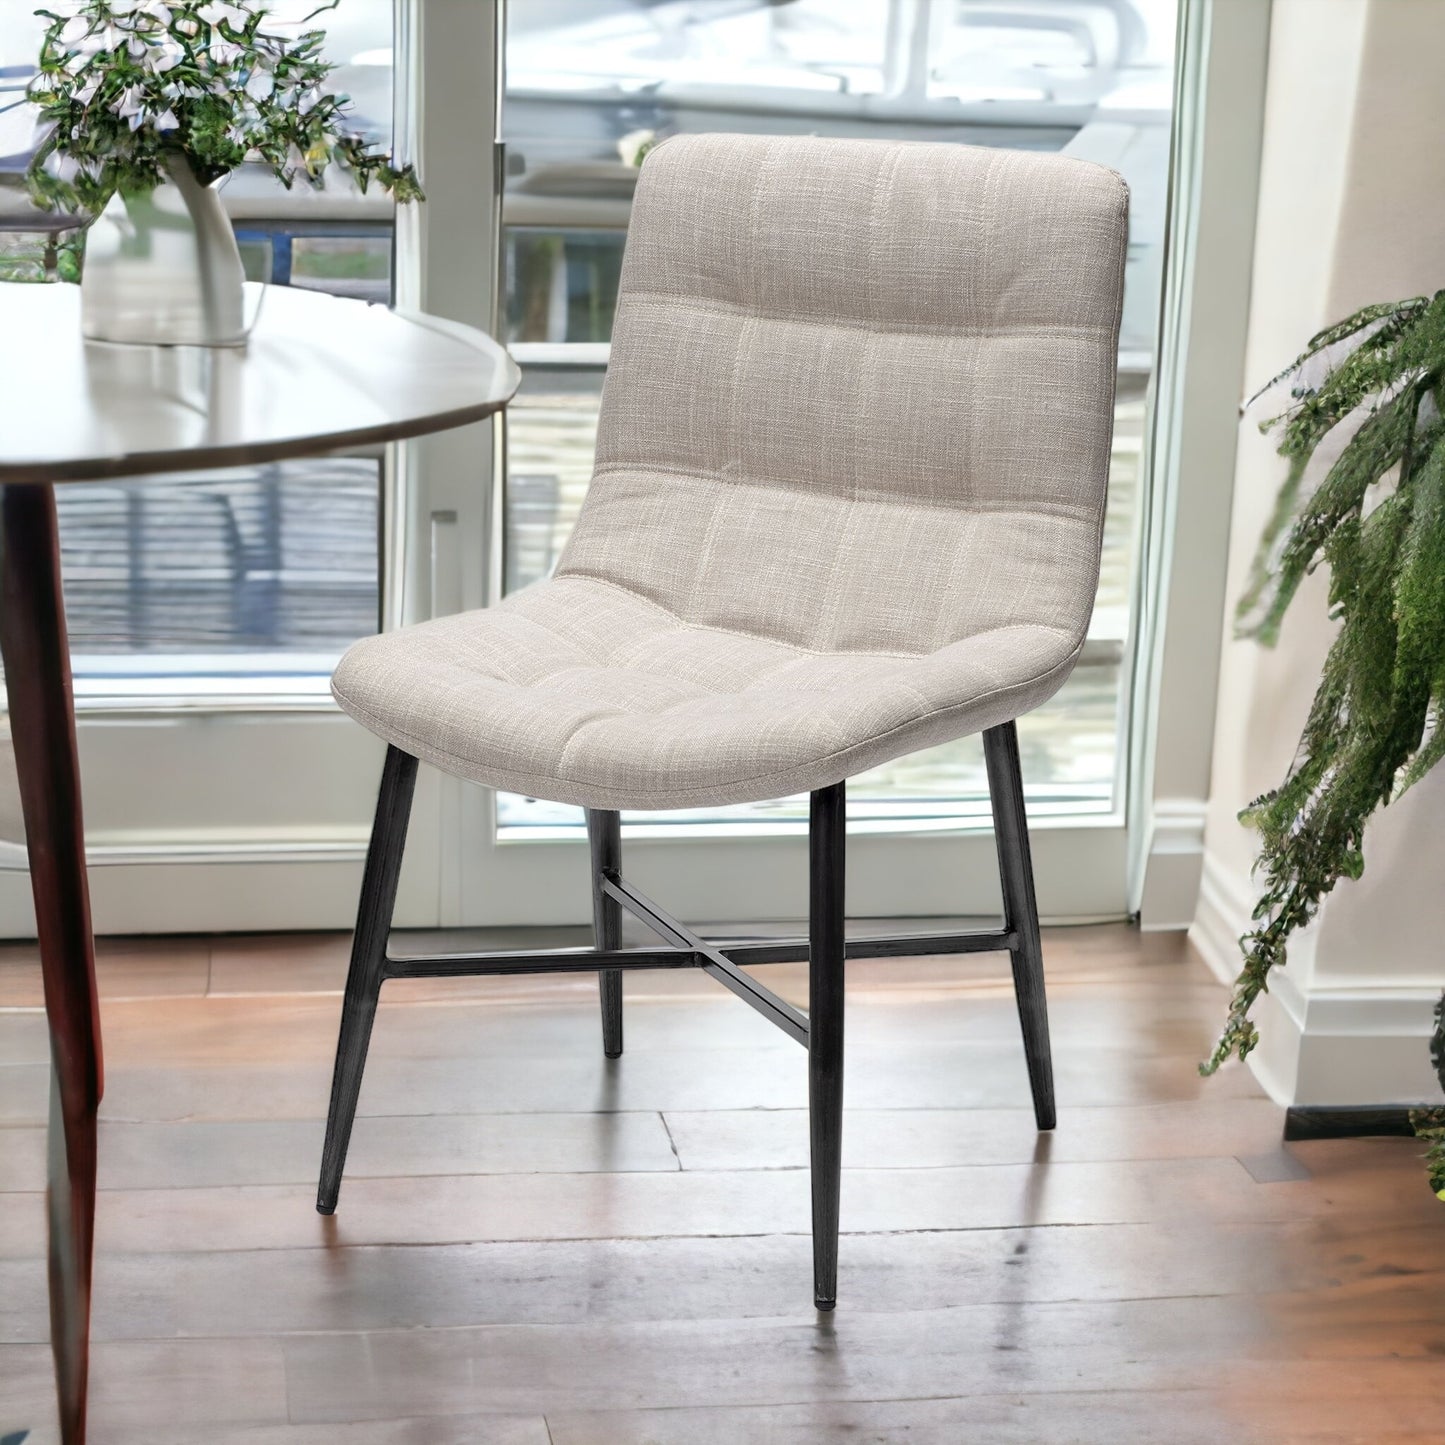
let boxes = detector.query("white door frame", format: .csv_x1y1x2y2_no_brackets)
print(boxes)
1128,0,1273,929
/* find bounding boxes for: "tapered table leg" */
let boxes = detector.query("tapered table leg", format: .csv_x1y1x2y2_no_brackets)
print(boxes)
0,483,102,1445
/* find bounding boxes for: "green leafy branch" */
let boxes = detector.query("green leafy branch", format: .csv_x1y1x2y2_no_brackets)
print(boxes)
1411,995,1445,1199
1204,291,1445,1088
26,0,421,215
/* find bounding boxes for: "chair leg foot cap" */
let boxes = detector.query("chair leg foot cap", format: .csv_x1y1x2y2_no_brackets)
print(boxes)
604,1050,623,1060
815,1297,836,1312
316,1202,336,1216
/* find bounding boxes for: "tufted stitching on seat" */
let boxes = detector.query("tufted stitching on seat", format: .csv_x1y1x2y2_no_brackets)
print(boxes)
540,574,956,659
330,637,1083,809
367,585,1072,716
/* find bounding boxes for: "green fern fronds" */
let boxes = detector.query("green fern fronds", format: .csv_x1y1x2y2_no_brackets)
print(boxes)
1203,293,1445,1132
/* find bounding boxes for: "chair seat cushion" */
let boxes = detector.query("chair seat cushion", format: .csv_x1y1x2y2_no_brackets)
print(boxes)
331,575,1081,811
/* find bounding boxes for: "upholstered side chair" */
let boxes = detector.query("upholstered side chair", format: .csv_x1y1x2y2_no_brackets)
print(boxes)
320,133,1129,1311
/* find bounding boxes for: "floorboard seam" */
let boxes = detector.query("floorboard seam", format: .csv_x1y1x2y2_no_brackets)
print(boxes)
658,1111,684,1170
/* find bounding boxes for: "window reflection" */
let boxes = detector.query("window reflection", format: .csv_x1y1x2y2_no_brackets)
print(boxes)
0,1,394,672
500,0,1173,827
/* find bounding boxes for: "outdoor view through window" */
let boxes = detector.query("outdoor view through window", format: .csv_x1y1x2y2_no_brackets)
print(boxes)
0,0,394,676
0,0,1174,820
500,0,1176,830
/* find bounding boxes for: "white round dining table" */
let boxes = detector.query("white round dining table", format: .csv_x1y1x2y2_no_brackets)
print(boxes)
0,280,520,1444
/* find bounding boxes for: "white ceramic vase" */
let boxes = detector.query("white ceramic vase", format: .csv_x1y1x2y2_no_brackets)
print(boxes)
81,154,246,347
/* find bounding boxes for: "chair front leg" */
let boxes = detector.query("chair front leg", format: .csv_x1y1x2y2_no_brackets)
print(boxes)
983,720,1056,1131
317,744,418,1214
808,781,846,1311
586,809,624,1058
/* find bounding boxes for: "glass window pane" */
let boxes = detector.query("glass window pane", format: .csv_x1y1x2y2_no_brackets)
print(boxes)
59,459,380,663
505,229,626,346
288,235,393,301
500,0,1174,831
0,2,396,679
504,365,604,594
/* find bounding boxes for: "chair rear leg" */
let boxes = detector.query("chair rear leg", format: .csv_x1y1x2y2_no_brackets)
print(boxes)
984,720,1056,1131
317,745,418,1214
587,809,624,1058
809,782,846,1311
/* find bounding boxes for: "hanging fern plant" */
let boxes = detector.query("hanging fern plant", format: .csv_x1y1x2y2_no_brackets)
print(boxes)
1202,290,1445,1195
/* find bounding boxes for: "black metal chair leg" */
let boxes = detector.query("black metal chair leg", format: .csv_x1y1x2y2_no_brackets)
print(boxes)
983,720,1056,1131
808,782,846,1311
317,745,418,1214
587,809,624,1058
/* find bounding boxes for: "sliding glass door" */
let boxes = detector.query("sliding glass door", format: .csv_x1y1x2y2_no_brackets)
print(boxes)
471,0,1179,924
0,0,1185,934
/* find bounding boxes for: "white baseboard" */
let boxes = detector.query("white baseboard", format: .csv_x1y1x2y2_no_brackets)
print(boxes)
0,858,458,936
1136,797,1208,930
1191,851,1440,1107
1190,849,1254,986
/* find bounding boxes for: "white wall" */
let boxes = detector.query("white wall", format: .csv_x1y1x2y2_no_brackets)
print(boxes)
1191,0,1445,1107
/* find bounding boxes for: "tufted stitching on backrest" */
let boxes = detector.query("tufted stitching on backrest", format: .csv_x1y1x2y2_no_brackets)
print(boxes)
557,132,1129,657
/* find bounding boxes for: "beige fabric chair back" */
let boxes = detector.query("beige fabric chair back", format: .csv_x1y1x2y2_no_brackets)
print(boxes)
557,133,1129,661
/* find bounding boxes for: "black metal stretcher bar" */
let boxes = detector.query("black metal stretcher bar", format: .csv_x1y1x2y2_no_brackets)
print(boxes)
600,869,811,1046
382,924,1018,980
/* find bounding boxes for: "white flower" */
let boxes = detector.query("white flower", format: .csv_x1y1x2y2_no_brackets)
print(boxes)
244,67,274,101
224,98,260,133
617,129,657,167
114,0,177,20
77,24,126,57
109,83,144,122
203,3,254,31
153,107,180,132
157,44,185,73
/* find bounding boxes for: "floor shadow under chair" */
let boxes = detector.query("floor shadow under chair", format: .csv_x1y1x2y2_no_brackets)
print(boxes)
316,131,1129,1311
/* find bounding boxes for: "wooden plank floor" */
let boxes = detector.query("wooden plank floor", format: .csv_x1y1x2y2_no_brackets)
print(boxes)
2,923,1443,1443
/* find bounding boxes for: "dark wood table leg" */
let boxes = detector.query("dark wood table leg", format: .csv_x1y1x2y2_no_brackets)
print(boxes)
0,483,102,1445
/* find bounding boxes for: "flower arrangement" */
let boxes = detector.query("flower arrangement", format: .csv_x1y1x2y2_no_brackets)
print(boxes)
25,0,422,214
